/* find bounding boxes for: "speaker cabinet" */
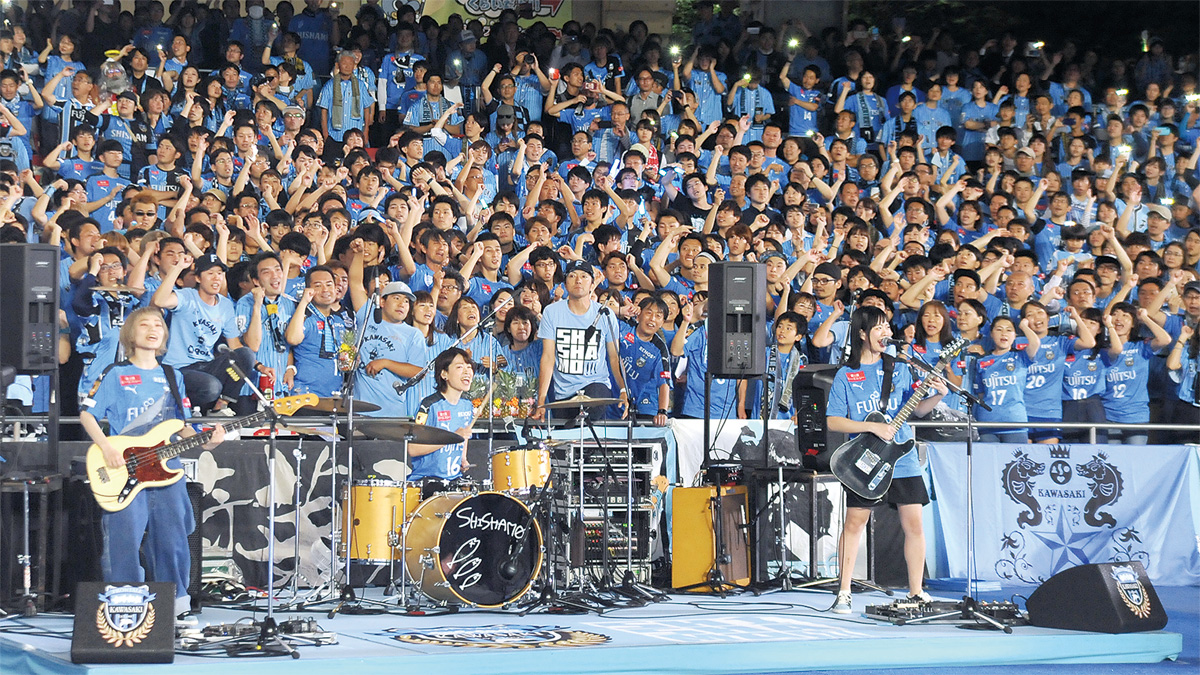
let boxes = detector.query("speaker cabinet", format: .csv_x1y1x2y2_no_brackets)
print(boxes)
707,262,767,377
1026,561,1168,633
671,486,750,590
71,582,176,663
0,244,60,372
792,364,845,470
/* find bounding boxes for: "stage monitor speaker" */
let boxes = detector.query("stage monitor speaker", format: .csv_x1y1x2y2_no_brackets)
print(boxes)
671,486,750,590
792,364,845,471
707,261,766,377
71,582,176,663
1026,561,1168,633
0,244,59,372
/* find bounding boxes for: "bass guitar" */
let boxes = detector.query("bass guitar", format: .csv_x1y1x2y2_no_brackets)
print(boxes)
829,338,966,500
86,393,318,512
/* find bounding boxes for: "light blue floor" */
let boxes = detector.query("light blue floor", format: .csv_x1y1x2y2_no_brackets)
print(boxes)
0,586,1185,675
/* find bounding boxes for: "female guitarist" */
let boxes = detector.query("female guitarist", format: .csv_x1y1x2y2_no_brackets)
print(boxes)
826,306,947,614
79,308,226,618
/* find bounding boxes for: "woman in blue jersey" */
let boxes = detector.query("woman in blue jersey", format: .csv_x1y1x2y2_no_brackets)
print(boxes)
1062,308,1110,443
499,305,542,385
1166,323,1200,440
972,315,1041,443
1021,303,1096,444
827,306,947,614
1101,302,1172,445
410,347,478,482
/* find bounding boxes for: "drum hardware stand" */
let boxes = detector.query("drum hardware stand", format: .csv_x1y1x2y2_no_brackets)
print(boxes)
0,478,39,619
516,466,596,616
281,438,312,603
215,360,332,657
891,358,1011,631
321,292,393,617
284,409,345,611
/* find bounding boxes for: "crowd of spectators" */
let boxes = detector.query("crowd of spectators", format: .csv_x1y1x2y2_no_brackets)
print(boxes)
1,0,1198,445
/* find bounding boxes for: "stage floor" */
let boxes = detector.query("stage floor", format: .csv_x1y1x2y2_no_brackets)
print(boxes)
0,585,1186,675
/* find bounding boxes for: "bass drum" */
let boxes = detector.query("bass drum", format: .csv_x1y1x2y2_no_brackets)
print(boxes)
403,491,542,607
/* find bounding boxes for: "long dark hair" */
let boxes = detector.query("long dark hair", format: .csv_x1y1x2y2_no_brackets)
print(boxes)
844,305,889,369
443,297,481,339
914,300,953,348
1081,307,1107,359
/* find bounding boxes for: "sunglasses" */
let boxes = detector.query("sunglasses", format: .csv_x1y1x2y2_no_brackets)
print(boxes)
134,210,157,217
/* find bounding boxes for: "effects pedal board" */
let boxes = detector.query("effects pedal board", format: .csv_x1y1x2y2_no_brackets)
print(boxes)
865,598,1027,626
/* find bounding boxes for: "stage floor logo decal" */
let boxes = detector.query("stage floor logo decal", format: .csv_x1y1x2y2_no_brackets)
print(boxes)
386,624,610,648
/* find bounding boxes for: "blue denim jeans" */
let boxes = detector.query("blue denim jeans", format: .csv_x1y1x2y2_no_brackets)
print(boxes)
100,474,194,613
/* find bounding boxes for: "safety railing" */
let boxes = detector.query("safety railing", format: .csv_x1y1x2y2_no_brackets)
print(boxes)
908,419,1200,444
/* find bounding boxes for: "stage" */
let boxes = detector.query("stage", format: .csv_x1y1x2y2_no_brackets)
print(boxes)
0,585,1187,675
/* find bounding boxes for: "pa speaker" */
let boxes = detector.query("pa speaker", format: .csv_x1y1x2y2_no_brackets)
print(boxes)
71,582,176,663
792,364,845,471
0,244,59,372
707,261,767,377
1026,561,1167,633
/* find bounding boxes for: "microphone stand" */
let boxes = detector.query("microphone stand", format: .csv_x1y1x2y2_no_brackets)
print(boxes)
328,291,393,616
221,358,331,657
891,354,1010,632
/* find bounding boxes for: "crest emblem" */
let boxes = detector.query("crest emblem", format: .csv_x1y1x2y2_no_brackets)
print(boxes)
95,585,157,647
1088,361,1097,371
1045,350,1054,361
1109,565,1153,618
1125,357,1135,367
1006,362,1015,371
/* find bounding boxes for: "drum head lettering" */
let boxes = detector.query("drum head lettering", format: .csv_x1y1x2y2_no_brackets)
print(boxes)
439,493,540,606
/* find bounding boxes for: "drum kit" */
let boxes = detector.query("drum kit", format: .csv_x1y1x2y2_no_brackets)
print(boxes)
284,391,630,613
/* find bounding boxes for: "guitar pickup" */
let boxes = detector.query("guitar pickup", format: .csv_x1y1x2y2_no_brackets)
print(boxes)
855,450,880,474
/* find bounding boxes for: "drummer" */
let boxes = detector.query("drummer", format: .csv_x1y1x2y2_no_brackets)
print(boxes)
409,347,478,485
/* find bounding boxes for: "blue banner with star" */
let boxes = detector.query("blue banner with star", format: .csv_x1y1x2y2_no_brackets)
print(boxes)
927,443,1200,586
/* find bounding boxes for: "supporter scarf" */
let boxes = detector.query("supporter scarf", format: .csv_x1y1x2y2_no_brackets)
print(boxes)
777,346,805,411
283,54,306,76
331,75,361,130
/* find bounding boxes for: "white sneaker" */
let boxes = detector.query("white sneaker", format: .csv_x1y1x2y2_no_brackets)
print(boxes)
831,590,853,614
906,590,932,603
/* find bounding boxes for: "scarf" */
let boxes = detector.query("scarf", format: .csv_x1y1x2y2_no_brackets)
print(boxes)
776,345,805,411
330,75,361,131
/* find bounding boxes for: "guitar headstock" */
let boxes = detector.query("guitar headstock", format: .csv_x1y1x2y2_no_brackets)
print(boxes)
274,393,319,417
942,337,970,361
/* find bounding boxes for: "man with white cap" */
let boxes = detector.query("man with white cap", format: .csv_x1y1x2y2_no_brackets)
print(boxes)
347,239,424,417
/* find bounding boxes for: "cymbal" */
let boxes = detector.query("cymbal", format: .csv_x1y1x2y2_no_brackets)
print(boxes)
544,393,621,410
300,397,381,414
354,419,465,446
278,424,336,437
92,285,138,293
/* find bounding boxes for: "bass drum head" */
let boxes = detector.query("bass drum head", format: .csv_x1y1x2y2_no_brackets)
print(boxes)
417,491,542,607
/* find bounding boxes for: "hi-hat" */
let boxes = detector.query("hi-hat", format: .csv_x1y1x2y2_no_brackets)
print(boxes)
544,393,620,409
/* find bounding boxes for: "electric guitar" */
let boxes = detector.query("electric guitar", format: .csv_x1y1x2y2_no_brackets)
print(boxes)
85,393,318,512
828,338,967,500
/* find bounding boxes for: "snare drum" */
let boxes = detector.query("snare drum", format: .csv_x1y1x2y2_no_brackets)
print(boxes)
339,479,421,563
490,444,551,494
403,491,542,607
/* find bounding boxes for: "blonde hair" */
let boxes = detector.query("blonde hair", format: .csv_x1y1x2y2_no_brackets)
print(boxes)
118,307,169,357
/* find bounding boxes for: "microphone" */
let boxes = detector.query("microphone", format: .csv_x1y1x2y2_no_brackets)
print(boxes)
583,306,610,345
217,344,248,383
372,289,383,324
885,338,909,347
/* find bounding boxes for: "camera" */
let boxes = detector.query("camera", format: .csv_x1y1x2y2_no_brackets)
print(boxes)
524,54,535,65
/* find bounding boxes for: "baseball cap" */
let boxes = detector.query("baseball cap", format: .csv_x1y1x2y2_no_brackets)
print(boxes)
760,251,787,265
358,209,385,223
117,90,139,103
1094,254,1120,270
283,104,305,119
1016,147,1036,158
203,189,228,205
194,254,227,275
1184,281,1200,296
459,30,476,44
563,260,593,278
694,251,718,264
496,104,516,125
813,262,842,281
381,280,415,299
1145,204,1170,220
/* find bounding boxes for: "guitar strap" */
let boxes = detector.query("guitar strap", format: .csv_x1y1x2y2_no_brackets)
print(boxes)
878,354,895,415
160,363,186,419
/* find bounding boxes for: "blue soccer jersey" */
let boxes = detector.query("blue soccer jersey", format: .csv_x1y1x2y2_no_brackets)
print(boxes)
410,392,474,481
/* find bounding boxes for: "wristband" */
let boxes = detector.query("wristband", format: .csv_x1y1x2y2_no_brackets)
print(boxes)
658,408,668,416
285,365,297,373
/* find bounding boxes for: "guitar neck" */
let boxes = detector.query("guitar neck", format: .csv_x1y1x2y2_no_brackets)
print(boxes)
888,360,950,432
154,409,271,462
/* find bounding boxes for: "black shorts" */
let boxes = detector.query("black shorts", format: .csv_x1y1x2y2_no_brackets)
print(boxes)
843,475,930,509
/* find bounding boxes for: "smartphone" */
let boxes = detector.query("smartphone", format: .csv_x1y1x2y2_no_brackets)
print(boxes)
787,38,799,50
748,27,760,35
595,121,613,129
1155,126,1171,134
